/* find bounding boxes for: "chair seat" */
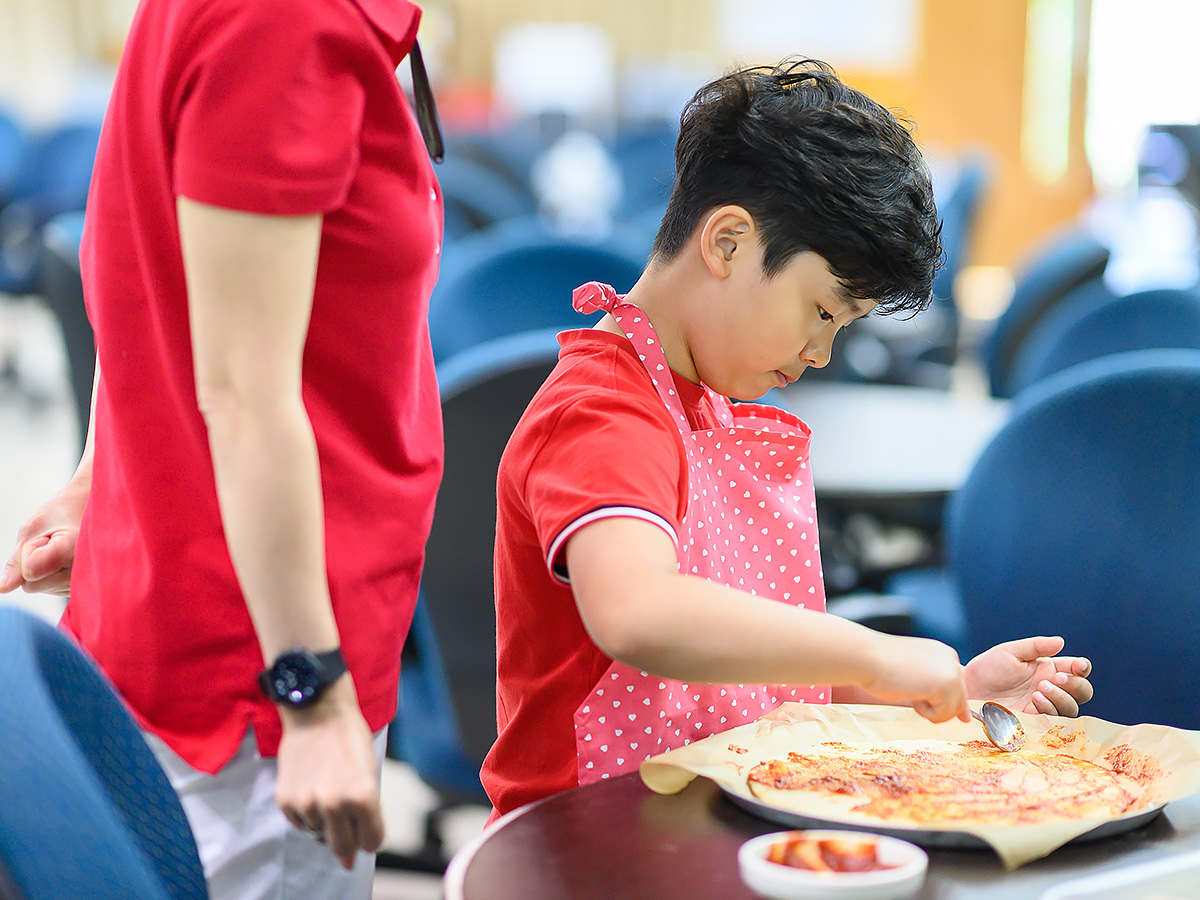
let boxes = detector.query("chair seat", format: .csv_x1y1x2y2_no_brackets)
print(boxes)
0,606,207,900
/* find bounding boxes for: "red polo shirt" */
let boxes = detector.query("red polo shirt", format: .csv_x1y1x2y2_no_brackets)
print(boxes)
65,0,444,773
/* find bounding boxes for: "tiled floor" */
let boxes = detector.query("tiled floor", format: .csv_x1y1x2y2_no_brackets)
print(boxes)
0,296,489,899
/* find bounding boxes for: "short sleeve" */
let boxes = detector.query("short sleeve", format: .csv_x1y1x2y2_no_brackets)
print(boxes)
172,0,369,214
523,387,688,578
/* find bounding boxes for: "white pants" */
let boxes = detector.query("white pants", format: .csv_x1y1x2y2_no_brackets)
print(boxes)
144,727,387,900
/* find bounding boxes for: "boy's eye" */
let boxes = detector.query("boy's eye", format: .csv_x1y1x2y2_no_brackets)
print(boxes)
818,308,834,322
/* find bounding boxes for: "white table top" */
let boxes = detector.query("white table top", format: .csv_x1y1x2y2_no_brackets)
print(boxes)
773,381,1011,499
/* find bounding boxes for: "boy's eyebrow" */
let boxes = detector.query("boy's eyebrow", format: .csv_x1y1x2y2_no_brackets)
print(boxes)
832,285,867,318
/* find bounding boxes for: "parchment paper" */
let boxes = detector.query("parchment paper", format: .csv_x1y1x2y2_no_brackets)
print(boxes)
639,702,1200,869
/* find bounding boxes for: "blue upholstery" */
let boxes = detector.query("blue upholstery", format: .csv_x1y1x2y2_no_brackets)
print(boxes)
931,155,990,327
0,107,25,205
1007,286,1200,396
0,119,102,295
945,350,1200,727
392,599,482,800
428,218,645,362
389,329,564,864
611,122,677,220
436,155,537,242
40,211,92,449
0,605,207,900
982,227,1112,397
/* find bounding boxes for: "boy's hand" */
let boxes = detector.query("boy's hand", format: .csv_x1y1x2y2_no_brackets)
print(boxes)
0,488,87,596
861,633,971,724
964,636,1093,717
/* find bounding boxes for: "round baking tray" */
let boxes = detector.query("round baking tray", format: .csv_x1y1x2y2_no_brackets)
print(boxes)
723,789,1165,849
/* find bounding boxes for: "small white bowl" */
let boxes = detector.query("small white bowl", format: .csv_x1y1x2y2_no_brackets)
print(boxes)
737,830,928,900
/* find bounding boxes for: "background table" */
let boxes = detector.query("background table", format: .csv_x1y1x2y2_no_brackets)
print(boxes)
774,382,1010,500
446,771,1200,900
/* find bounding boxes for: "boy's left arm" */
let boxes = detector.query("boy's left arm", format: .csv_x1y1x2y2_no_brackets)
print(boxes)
963,635,1093,716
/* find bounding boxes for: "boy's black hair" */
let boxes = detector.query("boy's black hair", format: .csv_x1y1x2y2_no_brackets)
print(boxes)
652,57,942,315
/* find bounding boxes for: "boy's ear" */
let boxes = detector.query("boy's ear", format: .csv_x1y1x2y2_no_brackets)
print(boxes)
699,206,755,278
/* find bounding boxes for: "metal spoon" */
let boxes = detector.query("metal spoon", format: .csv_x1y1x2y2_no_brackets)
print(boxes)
972,701,1025,752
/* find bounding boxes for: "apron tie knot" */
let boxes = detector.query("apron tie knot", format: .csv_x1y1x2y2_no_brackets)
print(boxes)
573,281,621,315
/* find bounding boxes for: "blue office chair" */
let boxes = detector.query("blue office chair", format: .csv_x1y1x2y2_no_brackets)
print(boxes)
427,218,645,362
0,119,102,295
920,350,1200,728
436,154,537,243
927,153,991,360
1006,286,1200,396
0,107,25,207
982,226,1113,397
387,328,565,870
40,211,92,449
611,121,677,220
443,126,543,200
0,605,208,900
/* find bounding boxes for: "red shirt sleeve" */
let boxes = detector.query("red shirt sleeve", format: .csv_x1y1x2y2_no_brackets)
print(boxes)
171,0,369,214
519,353,690,578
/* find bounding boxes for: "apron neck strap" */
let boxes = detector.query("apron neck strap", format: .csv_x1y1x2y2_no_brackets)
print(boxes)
572,282,733,430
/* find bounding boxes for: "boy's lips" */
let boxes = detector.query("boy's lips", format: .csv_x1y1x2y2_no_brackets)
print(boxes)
775,370,800,385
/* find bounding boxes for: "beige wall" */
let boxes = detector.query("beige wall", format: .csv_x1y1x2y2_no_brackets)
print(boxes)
0,0,132,121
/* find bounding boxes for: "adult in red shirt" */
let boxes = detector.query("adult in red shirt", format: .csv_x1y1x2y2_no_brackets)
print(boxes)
0,0,443,896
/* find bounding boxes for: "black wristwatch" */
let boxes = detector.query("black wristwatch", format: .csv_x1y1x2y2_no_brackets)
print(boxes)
257,647,347,708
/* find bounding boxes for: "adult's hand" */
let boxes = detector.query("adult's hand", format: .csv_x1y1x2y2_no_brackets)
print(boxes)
275,677,385,868
0,481,89,595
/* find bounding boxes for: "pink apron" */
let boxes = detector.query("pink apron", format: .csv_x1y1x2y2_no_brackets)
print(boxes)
571,282,828,784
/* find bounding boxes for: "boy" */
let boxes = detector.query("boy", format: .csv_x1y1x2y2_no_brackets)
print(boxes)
481,59,1093,817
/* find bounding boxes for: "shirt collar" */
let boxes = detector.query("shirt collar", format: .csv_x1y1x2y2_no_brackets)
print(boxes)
345,0,422,63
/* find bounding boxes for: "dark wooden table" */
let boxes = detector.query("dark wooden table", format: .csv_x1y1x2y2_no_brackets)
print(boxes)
445,772,1200,899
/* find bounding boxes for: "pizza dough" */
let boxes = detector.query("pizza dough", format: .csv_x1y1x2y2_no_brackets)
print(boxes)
747,738,1160,827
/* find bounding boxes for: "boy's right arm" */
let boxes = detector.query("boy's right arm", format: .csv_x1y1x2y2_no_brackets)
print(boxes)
566,515,971,724
0,363,97,596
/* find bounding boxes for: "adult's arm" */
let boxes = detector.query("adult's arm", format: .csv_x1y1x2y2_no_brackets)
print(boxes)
177,196,382,868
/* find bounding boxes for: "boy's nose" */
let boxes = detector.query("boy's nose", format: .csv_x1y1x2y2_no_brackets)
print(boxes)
802,334,834,369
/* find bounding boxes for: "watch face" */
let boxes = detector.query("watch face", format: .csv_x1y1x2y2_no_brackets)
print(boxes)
270,653,322,706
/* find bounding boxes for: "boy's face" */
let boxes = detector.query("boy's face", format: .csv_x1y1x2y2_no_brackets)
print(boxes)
692,243,875,401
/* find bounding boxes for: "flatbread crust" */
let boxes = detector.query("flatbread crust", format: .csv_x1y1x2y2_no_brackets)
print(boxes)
747,738,1159,827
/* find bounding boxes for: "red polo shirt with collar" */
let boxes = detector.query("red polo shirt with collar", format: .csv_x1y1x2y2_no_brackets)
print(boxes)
65,0,443,773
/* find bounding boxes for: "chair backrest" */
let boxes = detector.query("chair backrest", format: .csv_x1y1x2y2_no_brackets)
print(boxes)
0,120,102,294
983,226,1112,397
18,120,102,218
40,211,92,450
400,329,565,788
428,219,645,362
611,121,677,220
1007,286,1200,396
0,605,208,900
436,155,537,243
0,107,25,205
946,350,1200,727
932,154,990,314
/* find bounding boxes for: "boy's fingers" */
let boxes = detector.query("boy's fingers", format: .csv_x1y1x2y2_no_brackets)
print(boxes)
1016,635,1065,660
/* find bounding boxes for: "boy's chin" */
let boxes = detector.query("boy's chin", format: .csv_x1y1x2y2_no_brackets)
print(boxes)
731,387,778,404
